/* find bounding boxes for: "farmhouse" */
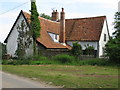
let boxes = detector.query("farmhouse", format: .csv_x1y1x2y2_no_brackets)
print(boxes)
4,8,110,58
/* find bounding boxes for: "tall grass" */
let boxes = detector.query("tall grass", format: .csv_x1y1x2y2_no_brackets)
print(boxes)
2,54,119,66
52,54,76,64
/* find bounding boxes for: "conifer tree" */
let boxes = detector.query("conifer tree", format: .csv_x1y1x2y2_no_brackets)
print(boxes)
30,0,41,56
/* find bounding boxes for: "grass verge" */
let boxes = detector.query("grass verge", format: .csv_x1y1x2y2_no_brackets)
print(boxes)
2,65,119,88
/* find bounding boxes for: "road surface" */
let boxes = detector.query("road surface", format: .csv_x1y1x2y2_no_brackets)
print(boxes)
2,72,60,88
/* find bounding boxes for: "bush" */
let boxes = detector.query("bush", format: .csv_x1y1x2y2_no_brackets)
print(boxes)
105,38,120,63
71,42,82,57
52,54,75,64
84,45,94,55
2,59,30,65
78,59,117,66
32,55,48,61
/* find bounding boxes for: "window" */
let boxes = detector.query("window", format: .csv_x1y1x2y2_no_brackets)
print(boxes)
104,34,106,41
55,34,57,40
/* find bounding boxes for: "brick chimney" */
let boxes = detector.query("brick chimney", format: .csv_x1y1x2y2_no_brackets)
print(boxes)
51,10,59,21
60,8,66,45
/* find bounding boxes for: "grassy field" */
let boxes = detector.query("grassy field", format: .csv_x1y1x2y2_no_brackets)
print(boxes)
2,65,119,88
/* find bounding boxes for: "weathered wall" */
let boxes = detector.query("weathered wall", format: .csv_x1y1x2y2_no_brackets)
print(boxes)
6,12,33,57
37,42,69,57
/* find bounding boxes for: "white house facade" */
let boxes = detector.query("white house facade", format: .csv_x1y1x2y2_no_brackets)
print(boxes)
4,9,110,58
5,11,33,57
99,19,110,57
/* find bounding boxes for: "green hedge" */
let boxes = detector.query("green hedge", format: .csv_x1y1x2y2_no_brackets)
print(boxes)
2,54,119,66
52,54,76,64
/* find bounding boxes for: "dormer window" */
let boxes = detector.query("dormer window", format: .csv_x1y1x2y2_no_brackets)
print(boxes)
48,32,59,42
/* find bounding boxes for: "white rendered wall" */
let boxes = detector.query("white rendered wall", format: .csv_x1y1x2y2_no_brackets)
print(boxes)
6,13,33,57
99,20,110,57
67,41,98,50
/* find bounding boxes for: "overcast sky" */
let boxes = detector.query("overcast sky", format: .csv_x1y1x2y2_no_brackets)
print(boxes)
0,0,119,43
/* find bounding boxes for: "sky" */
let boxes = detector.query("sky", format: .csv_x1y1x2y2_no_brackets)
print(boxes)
0,0,120,43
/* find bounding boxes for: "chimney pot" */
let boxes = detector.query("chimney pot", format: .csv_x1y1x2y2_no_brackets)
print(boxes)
51,9,59,21
62,8,64,12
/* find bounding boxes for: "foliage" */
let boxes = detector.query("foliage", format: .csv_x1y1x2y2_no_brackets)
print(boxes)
40,13,51,20
2,60,30,65
32,55,48,61
84,44,94,55
30,1,41,56
71,42,82,57
105,12,120,63
15,20,32,59
2,57,119,66
0,42,6,59
52,54,76,64
105,38,120,63
113,12,120,38
78,59,118,66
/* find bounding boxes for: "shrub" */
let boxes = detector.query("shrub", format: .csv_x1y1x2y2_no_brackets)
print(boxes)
2,59,31,65
71,42,82,57
32,55,48,61
52,54,75,64
78,59,116,66
84,45,94,55
105,38,120,63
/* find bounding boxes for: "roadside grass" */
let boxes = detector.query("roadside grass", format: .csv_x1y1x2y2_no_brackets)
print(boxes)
2,57,119,67
2,65,118,88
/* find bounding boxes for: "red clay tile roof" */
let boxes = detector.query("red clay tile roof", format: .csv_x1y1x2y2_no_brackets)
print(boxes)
65,16,106,41
4,10,106,50
23,11,70,49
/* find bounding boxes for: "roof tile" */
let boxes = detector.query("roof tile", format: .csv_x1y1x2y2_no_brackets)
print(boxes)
23,11,71,49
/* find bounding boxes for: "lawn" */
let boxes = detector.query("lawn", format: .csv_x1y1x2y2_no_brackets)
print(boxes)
2,65,119,88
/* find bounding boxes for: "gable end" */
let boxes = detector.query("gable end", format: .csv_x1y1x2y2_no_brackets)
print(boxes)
4,10,30,43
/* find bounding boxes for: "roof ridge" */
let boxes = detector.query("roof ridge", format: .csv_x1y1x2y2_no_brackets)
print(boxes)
23,11,60,24
66,16,106,20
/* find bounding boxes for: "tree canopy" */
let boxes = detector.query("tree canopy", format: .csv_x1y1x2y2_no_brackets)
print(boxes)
40,13,51,20
30,1,41,56
105,12,120,63
30,2,41,40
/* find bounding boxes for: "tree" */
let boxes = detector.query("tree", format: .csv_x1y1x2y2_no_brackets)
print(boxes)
16,20,32,59
105,38,120,62
105,12,120,63
71,42,82,57
40,13,51,20
0,42,6,59
30,1,41,56
113,12,120,38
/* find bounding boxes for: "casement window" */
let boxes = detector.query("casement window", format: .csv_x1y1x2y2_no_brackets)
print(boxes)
104,34,106,41
55,34,57,40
